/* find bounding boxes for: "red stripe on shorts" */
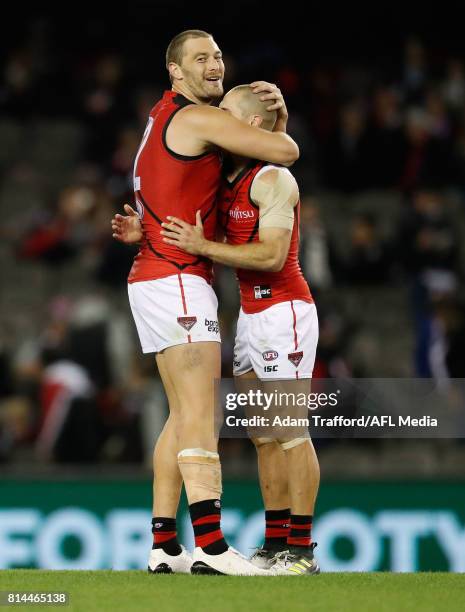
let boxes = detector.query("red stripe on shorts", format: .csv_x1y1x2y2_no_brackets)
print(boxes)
178,273,191,343
290,300,299,378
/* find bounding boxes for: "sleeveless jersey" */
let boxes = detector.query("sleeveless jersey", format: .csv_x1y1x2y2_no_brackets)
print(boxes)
217,161,313,314
128,91,221,284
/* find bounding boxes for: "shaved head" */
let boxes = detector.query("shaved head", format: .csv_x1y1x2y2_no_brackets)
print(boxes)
222,85,277,131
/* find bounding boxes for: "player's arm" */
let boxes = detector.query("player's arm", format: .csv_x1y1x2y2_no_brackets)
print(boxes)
186,106,299,167
200,225,291,272
161,169,298,272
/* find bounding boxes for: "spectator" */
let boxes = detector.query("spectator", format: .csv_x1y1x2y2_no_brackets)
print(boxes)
365,87,404,188
399,108,451,190
320,102,371,192
399,189,460,376
343,214,392,285
299,197,333,291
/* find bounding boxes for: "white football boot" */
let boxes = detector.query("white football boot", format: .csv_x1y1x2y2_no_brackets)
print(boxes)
191,546,272,575
148,545,193,574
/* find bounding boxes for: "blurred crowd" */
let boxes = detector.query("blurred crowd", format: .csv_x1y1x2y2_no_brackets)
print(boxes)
0,24,464,465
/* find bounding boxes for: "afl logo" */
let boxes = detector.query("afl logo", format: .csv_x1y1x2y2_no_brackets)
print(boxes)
262,350,278,361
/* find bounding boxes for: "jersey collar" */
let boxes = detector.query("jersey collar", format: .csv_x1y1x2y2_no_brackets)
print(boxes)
223,159,263,189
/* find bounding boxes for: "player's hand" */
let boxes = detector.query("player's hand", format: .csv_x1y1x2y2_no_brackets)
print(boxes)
111,204,143,244
249,81,288,126
161,211,206,255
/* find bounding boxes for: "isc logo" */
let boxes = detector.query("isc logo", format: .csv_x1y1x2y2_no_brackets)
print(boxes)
264,365,278,372
254,285,272,299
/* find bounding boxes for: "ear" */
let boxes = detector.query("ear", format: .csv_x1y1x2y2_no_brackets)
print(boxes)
168,62,183,81
250,115,263,128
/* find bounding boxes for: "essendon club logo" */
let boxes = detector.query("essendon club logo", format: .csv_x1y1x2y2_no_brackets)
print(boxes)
288,351,303,367
262,350,278,361
177,316,197,332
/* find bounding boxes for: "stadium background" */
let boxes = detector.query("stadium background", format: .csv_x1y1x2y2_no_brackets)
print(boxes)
0,3,464,572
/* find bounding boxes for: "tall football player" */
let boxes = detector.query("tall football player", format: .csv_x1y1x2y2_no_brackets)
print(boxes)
118,30,298,575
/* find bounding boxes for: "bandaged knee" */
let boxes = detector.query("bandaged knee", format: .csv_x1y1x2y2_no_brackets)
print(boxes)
178,448,222,502
280,437,309,451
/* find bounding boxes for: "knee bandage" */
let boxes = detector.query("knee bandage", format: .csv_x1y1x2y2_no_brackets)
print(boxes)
178,448,222,499
280,437,309,451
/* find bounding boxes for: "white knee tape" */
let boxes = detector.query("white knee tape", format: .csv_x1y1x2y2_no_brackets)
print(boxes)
280,438,309,451
177,448,222,497
178,448,219,460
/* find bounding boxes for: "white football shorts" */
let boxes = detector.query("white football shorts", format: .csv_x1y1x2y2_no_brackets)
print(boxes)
128,273,221,353
233,300,318,380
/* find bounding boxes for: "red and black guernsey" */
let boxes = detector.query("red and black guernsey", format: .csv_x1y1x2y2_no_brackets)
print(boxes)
128,91,221,284
217,161,313,314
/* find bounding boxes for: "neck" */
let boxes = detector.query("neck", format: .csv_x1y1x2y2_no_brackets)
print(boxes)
226,154,250,180
171,83,212,106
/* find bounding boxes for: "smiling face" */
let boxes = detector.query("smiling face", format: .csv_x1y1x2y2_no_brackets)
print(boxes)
169,36,224,103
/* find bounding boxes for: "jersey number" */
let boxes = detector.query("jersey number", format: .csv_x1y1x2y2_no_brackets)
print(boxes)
133,116,154,192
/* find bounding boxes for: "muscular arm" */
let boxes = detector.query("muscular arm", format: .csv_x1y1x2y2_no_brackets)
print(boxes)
161,168,299,272
201,226,291,272
185,106,299,166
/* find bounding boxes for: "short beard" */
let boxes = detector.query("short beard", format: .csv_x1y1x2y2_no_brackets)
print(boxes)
185,72,223,103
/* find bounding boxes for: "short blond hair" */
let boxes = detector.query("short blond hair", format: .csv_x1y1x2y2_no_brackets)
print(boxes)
227,84,277,131
166,30,212,69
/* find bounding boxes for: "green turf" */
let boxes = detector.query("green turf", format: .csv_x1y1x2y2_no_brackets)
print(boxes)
0,571,464,612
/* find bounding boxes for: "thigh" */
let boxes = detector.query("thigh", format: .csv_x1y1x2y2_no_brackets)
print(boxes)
161,341,221,406
156,352,180,416
161,341,221,447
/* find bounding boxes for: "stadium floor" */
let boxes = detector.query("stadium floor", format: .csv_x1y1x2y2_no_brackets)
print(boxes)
1,571,463,611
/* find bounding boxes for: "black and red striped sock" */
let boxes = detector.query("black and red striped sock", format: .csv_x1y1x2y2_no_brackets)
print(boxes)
287,514,313,549
152,517,182,555
189,499,228,555
264,509,290,551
